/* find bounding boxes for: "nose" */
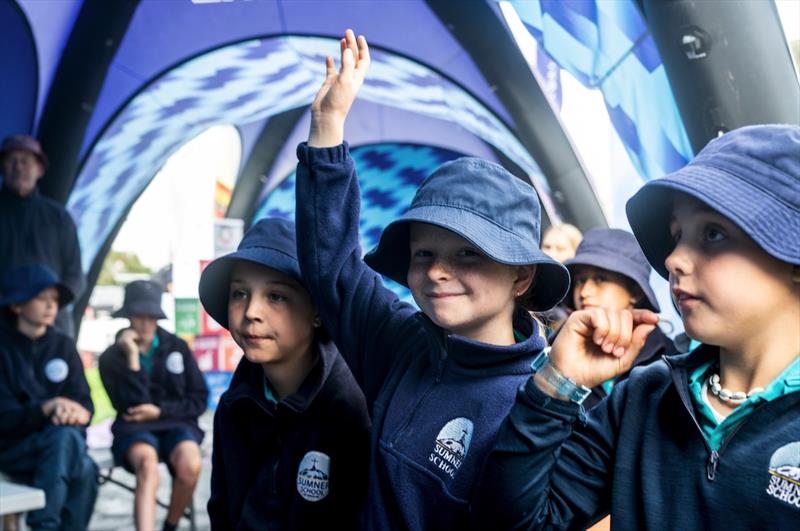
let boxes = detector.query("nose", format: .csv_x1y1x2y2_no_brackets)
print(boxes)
243,295,266,322
426,256,452,281
665,241,693,277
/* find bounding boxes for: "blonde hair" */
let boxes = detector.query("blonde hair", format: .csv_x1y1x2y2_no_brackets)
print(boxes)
543,223,583,253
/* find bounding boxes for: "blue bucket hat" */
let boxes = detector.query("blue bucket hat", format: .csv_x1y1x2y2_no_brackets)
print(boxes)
199,217,302,329
564,228,660,312
0,264,73,307
363,157,570,311
112,280,166,319
627,124,800,279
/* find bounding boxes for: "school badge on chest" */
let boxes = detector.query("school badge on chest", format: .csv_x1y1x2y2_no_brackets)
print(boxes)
166,351,184,374
296,451,330,502
44,358,69,383
766,441,800,509
429,417,473,480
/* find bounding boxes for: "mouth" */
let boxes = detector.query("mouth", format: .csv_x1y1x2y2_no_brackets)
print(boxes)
672,288,700,306
240,333,274,344
426,292,463,299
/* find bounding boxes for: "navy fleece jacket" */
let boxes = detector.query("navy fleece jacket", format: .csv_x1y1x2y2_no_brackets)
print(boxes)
207,340,370,531
99,326,208,440
0,316,93,451
472,344,800,530
295,142,548,530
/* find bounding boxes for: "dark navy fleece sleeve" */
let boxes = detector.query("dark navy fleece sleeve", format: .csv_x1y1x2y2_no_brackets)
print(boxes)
295,142,418,403
0,386,48,437
98,347,153,412
60,341,94,420
207,408,229,529
472,379,618,530
157,342,208,420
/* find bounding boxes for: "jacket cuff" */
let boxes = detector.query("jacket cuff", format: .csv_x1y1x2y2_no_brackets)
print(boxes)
296,141,350,165
521,378,583,417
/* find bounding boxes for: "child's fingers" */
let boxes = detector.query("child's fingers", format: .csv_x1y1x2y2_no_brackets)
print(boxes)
344,29,359,59
602,310,621,354
356,35,370,69
589,308,610,347
325,55,336,77
613,310,634,357
631,308,659,325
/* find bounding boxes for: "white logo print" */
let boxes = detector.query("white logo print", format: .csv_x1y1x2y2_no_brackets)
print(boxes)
166,351,184,374
44,358,69,383
766,441,800,509
428,417,473,479
296,451,330,502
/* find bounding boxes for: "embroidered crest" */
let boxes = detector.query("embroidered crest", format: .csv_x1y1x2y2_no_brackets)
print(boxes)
296,451,330,502
428,417,473,479
44,358,69,383
166,351,184,374
766,442,800,509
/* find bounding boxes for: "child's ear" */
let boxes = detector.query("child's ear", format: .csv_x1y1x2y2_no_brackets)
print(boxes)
9,303,22,316
514,265,536,296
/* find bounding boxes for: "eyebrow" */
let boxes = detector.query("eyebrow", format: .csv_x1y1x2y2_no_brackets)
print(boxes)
230,278,300,290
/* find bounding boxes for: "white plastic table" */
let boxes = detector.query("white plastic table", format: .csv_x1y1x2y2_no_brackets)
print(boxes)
0,481,45,531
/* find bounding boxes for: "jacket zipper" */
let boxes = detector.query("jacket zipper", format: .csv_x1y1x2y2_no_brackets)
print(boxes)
664,355,768,482
390,319,448,446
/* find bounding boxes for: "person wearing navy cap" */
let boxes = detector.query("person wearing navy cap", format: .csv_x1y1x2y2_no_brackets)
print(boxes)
560,227,676,409
200,217,370,530
474,124,800,530
0,265,97,531
294,31,570,530
99,280,208,531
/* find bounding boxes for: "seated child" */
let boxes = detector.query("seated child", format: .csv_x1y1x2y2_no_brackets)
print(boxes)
473,124,800,530
562,227,676,408
294,30,570,529
99,280,208,531
0,264,97,531
201,217,371,529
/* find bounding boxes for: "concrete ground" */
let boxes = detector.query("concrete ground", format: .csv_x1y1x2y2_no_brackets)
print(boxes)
87,412,214,531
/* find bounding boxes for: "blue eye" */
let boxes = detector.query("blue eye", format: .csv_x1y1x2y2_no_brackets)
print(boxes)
457,248,481,258
230,289,247,301
268,293,287,303
704,225,726,242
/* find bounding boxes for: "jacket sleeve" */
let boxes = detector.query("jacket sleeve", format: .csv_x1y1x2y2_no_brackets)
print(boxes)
471,379,621,530
98,346,153,412
59,341,95,421
0,376,49,437
60,211,85,299
295,142,419,402
207,408,230,530
157,341,208,420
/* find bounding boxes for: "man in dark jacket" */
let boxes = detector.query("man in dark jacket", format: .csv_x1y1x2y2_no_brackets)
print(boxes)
99,280,208,531
0,134,84,337
0,265,97,531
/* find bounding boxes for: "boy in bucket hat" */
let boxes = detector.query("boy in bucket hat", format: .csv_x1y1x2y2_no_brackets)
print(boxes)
99,280,207,531
474,124,800,530
294,30,569,529
0,265,97,531
561,227,676,408
200,217,370,530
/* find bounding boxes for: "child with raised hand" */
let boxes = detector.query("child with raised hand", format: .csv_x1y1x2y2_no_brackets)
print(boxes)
473,124,800,530
0,264,97,531
200,217,370,530
561,227,676,409
295,30,570,530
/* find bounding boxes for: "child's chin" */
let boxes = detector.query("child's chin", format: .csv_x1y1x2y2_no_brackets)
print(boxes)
243,351,277,365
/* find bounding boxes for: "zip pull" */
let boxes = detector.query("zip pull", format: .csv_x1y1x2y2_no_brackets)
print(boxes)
706,450,719,481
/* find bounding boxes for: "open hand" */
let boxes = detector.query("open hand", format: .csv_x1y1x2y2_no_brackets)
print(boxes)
548,308,659,389
123,403,161,423
308,29,370,147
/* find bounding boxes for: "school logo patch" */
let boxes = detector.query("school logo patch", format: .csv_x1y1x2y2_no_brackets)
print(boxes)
766,442,800,509
428,417,473,479
44,358,69,383
165,351,184,374
296,451,330,502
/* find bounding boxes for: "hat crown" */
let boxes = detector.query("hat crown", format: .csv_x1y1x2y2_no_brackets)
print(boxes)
691,124,800,209
237,218,297,258
123,280,162,305
575,228,650,275
411,157,542,245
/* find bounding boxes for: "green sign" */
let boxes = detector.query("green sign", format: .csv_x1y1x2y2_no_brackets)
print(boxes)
175,298,200,335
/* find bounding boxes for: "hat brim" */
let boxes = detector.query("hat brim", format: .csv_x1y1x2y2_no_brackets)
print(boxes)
363,206,570,311
0,282,73,308
627,165,800,280
564,253,660,312
198,247,302,329
0,147,48,170
112,301,166,320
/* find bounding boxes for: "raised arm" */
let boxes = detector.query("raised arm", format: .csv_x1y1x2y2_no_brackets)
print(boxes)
473,308,659,529
296,30,418,403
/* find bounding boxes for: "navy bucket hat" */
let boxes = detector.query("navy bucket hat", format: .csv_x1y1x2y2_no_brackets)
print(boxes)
363,157,570,311
112,280,166,319
564,228,660,312
627,124,800,279
0,264,73,307
199,218,302,329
